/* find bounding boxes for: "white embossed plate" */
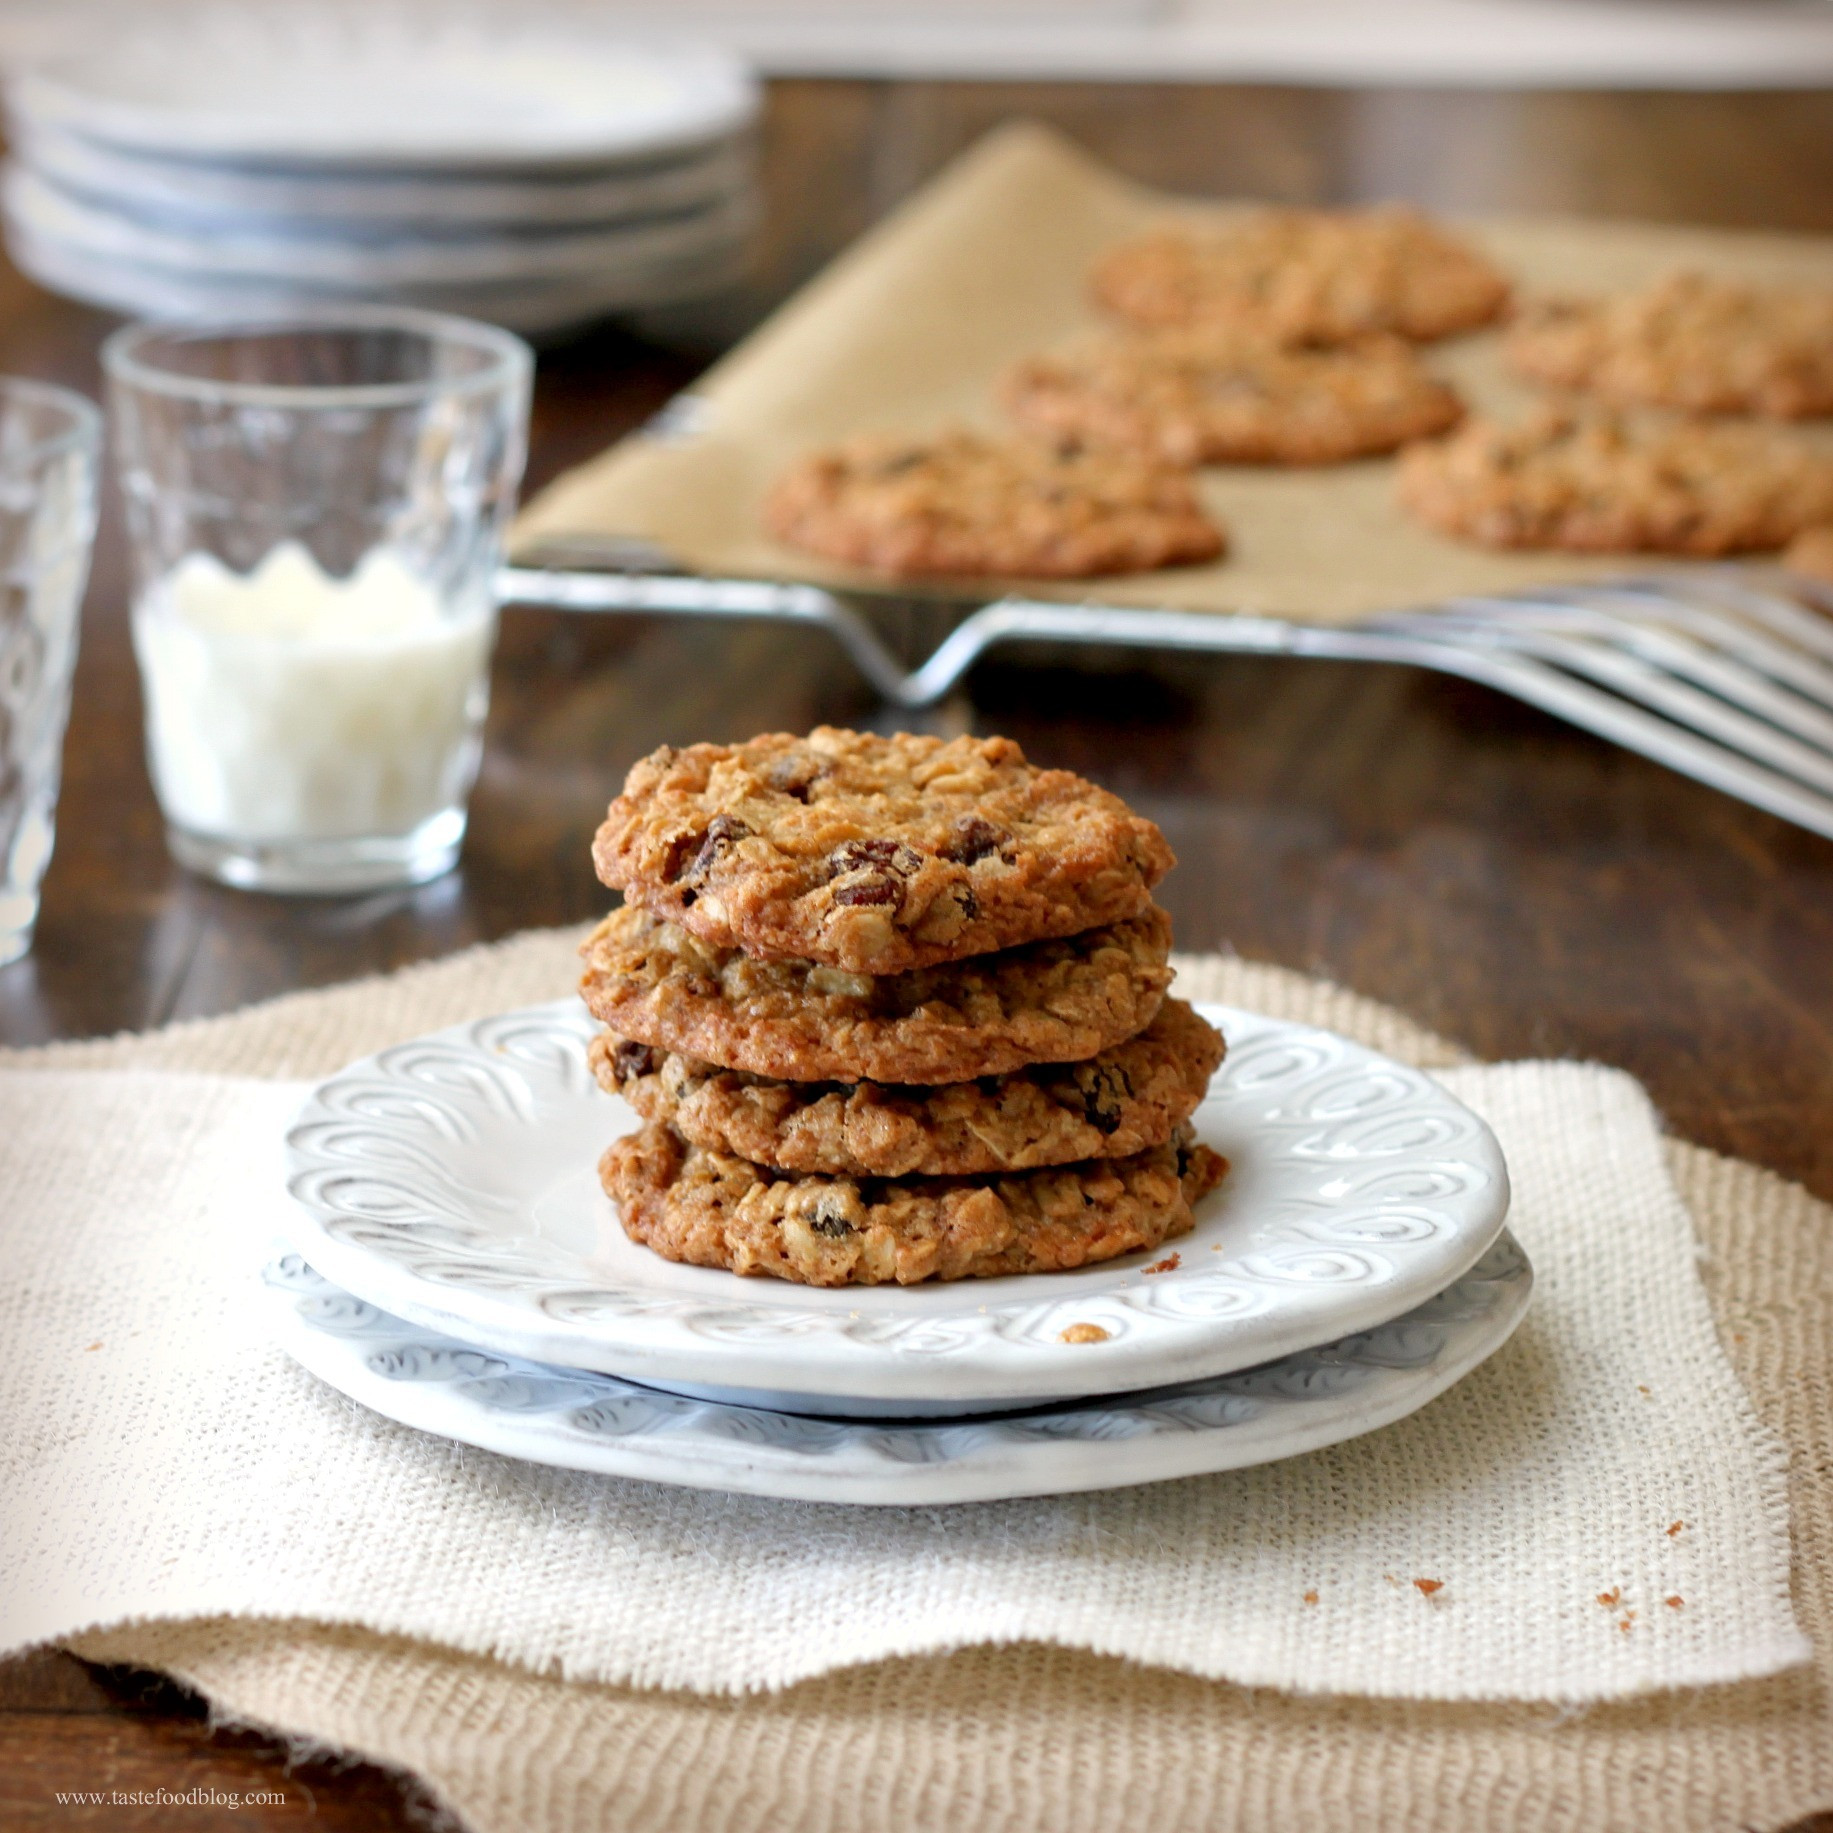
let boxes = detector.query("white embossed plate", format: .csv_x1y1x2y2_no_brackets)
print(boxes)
278,1001,1511,1414
262,1233,1532,1505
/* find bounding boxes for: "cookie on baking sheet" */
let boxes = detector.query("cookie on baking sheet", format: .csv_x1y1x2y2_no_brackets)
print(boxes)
590,996,1225,1178
1091,208,1510,345
1507,273,1833,420
600,1121,1228,1287
763,430,1226,580
1001,328,1463,467
1784,524,1833,583
593,728,1175,974
577,904,1174,1087
1397,407,1833,555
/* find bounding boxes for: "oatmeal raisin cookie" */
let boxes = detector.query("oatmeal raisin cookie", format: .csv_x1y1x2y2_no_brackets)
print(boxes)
764,429,1226,579
578,903,1174,1085
591,997,1223,1177
601,1121,1228,1287
593,728,1174,974
1092,209,1509,344
1508,273,1833,420
1398,407,1833,555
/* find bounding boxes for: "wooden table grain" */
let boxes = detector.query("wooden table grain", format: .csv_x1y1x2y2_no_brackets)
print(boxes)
3,78,1833,1832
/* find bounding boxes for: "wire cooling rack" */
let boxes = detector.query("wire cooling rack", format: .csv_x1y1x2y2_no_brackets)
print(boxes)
498,554,1833,843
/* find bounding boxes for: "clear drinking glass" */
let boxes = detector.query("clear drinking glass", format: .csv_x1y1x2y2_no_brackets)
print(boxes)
103,308,531,894
0,379,101,967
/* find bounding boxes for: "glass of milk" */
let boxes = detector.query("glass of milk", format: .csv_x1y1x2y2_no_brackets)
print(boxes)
103,309,531,893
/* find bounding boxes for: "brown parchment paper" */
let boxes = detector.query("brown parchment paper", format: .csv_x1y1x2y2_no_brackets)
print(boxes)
512,122,1833,625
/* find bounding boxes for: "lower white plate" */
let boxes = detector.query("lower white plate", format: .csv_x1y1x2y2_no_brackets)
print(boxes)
3,162,755,287
12,119,755,229
278,1001,1512,1416
3,217,749,336
263,1232,1532,1505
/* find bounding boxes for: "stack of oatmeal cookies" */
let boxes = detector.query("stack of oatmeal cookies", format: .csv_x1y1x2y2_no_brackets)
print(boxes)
579,727,1227,1288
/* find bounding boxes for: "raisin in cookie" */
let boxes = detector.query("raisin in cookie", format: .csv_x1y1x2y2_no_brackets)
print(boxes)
594,729,1174,974
591,997,1224,1178
1092,209,1509,345
1002,328,1463,467
601,1122,1228,1287
1508,274,1833,420
763,430,1225,580
1398,407,1833,555
578,904,1173,1086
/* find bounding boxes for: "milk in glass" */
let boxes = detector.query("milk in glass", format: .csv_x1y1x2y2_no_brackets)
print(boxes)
133,543,493,843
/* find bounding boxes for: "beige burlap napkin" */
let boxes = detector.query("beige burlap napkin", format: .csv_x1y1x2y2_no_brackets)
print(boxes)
0,1057,1795,1698
510,123,1833,623
7,936,1831,1830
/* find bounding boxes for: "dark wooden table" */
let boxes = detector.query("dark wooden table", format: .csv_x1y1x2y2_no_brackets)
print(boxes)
4,78,1833,1831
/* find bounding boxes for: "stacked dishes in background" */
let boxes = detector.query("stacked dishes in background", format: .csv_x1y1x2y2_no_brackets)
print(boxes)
1,18,760,337
579,729,1230,1290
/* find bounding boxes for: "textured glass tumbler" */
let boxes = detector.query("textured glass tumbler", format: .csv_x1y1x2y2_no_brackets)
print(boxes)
104,309,531,894
0,380,101,967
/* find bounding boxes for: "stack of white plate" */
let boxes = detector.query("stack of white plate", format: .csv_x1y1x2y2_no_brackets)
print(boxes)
268,998,1530,1505
1,18,760,336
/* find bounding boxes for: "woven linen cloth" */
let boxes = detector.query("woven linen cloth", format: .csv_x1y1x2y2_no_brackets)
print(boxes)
6,934,1829,1829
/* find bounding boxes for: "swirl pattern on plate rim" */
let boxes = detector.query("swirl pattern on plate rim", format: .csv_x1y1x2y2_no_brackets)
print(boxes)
280,1000,1509,1361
